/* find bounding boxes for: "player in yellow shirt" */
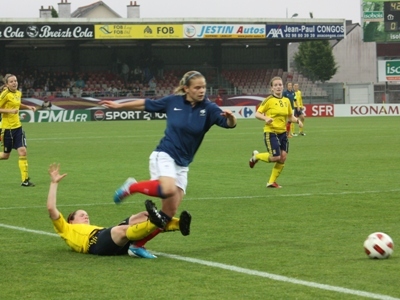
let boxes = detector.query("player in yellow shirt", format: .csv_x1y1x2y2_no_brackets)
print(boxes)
293,83,306,136
249,76,303,188
0,108,18,140
47,163,191,258
0,74,37,186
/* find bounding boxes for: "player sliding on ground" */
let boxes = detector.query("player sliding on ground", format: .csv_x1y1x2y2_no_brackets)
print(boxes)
47,163,191,258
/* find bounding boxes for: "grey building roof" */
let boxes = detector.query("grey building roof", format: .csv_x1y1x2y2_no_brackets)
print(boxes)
71,1,121,18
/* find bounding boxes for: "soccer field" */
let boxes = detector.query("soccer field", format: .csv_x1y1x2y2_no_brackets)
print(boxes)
0,117,399,300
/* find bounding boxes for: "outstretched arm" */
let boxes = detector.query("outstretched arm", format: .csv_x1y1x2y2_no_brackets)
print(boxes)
220,110,237,128
100,99,146,110
20,104,37,111
47,163,68,220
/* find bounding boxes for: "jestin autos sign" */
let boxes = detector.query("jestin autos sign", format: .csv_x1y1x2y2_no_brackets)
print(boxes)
184,24,265,38
0,25,94,39
266,24,345,39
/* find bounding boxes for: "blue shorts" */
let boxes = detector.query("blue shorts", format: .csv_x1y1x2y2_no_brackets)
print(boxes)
264,132,289,156
294,108,303,117
1,127,27,153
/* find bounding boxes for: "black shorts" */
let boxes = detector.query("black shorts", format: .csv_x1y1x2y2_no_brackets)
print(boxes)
88,226,130,256
1,127,27,153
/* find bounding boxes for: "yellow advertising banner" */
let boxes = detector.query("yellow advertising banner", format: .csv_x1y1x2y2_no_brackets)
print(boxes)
95,24,183,39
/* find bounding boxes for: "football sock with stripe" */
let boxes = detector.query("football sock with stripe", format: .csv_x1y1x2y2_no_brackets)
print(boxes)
126,220,158,241
256,152,270,163
19,155,29,182
129,180,165,198
268,162,285,183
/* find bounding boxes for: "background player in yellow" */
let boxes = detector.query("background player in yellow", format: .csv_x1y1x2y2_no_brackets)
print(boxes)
293,83,306,136
47,163,191,258
249,76,303,188
0,74,36,186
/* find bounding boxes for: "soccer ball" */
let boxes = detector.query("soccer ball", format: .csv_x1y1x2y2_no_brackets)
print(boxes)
363,232,394,259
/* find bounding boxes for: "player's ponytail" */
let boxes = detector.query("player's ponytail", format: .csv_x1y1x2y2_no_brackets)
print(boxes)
174,71,204,95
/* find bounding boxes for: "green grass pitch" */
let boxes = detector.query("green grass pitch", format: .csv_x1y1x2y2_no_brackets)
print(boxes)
0,116,399,300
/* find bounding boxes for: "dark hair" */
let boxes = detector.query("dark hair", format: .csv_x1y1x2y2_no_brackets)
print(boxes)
67,210,78,223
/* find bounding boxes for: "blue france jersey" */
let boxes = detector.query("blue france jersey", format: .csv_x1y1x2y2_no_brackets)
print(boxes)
283,89,296,109
145,95,234,166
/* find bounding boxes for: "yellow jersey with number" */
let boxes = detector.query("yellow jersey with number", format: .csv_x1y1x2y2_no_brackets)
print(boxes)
295,90,303,108
0,88,22,129
257,95,293,134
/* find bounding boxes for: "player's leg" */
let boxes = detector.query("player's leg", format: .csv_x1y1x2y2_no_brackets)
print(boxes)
113,151,178,203
267,132,287,188
16,128,34,186
299,111,306,135
286,122,292,137
133,165,188,248
0,128,11,160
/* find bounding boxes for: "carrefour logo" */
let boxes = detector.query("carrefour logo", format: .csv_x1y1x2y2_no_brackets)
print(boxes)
238,107,254,118
386,61,400,75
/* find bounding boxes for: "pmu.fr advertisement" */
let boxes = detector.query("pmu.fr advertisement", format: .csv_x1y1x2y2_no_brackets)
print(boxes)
19,110,90,122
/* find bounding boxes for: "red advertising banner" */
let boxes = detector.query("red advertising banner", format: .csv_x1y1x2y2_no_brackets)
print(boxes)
303,104,334,117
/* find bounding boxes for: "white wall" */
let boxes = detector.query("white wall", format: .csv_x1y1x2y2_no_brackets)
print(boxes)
330,25,377,84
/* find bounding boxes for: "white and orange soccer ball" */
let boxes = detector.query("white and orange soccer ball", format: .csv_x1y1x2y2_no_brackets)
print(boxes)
363,232,394,259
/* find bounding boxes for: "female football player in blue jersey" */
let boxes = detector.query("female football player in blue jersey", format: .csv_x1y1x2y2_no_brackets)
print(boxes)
283,81,296,137
249,76,302,188
100,70,236,256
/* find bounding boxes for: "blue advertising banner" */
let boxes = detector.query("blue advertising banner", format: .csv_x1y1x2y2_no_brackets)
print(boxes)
265,24,345,39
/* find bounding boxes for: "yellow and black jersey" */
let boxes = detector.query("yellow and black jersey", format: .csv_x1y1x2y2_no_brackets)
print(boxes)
52,213,104,253
257,95,293,134
0,88,22,129
295,90,303,108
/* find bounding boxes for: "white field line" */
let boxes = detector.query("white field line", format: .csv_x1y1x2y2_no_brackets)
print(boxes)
0,223,399,300
0,189,399,211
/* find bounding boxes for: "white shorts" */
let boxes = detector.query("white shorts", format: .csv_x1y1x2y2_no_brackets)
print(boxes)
149,151,188,193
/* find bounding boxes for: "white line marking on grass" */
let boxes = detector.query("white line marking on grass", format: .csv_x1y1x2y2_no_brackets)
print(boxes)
0,223,58,237
0,188,399,211
0,223,399,300
153,252,400,300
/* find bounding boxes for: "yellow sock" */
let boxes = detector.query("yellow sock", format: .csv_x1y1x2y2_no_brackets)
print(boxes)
268,162,285,184
256,152,270,163
126,220,158,240
291,123,295,134
164,217,180,232
19,156,29,182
